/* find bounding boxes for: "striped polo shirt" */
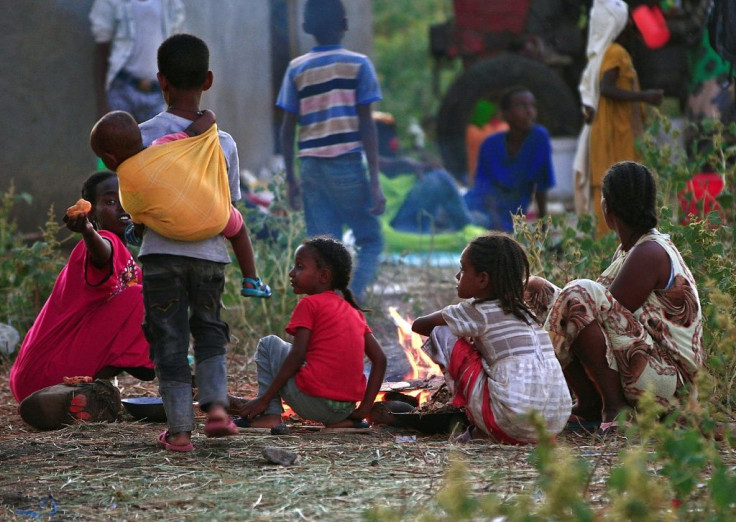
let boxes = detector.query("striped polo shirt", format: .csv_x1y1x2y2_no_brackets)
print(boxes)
277,45,382,158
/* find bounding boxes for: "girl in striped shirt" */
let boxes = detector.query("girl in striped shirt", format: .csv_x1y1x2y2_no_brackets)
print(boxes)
412,233,571,444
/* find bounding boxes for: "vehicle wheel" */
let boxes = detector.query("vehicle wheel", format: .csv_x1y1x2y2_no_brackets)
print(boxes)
436,53,581,178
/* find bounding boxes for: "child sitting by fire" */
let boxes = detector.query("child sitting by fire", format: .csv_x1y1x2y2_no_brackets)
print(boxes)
412,233,571,444
233,236,387,428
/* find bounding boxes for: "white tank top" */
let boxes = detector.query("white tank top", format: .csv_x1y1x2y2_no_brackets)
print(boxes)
123,0,164,81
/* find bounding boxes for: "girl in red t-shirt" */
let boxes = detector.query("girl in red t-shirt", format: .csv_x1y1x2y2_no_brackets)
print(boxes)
234,236,387,428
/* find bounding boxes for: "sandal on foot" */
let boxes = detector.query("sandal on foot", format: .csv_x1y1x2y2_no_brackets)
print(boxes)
204,416,239,437
452,426,474,443
241,277,271,298
596,421,620,440
157,430,194,452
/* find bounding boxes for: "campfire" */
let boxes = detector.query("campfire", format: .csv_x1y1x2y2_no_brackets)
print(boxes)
371,307,466,434
379,307,444,406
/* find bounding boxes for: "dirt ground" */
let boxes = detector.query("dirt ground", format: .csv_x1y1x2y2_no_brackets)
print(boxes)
0,262,725,520
0,362,632,521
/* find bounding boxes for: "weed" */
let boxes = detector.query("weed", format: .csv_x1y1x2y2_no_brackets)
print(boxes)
0,183,66,338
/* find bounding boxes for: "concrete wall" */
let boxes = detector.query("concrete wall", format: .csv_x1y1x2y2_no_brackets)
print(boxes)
1,0,373,235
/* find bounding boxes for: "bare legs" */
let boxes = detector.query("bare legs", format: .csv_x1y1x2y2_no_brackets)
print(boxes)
566,322,630,423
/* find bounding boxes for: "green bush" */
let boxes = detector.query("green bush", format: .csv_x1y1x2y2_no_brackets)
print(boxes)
220,177,305,361
0,182,66,340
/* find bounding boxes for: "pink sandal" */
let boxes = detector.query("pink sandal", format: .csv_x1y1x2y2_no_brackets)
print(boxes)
203,416,239,438
157,430,194,452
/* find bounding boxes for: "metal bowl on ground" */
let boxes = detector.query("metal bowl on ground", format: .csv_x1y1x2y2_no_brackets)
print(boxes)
370,401,467,434
390,411,468,434
122,397,167,422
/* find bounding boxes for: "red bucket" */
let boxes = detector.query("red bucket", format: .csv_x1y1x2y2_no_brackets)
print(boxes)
678,172,725,225
632,5,670,49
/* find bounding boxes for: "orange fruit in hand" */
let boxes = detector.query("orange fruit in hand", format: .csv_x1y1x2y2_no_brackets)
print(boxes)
66,199,92,218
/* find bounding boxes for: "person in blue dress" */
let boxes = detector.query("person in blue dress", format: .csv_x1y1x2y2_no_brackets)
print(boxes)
464,88,555,232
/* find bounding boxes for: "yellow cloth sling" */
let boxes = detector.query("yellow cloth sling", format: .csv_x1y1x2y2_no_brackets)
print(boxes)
118,124,231,241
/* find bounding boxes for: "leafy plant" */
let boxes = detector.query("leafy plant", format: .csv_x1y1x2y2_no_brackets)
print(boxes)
0,182,66,339
220,176,305,363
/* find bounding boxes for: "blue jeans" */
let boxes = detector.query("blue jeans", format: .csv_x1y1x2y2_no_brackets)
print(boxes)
390,169,473,233
300,153,383,299
107,77,164,123
141,255,230,434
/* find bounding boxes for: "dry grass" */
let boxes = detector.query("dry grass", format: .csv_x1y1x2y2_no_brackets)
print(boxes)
0,357,627,521
0,260,725,520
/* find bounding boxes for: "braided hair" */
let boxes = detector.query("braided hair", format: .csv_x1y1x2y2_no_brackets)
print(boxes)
465,232,537,325
602,161,658,234
302,235,364,311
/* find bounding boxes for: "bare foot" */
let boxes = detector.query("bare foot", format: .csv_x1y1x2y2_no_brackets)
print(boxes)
206,404,230,423
248,414,283,428
324,418,368,429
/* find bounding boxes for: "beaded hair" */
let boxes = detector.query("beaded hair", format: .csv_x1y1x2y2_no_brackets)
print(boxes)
465,232,537,325
302,235,363,311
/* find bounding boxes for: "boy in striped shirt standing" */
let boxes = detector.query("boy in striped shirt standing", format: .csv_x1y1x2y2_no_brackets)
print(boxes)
277,0,386,302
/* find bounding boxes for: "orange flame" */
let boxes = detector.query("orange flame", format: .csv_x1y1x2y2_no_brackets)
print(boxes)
388,306,442,381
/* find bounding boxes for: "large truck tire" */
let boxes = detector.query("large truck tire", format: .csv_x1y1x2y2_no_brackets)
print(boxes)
437,53,581,179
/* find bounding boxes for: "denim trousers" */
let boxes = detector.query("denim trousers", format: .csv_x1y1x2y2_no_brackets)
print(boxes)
255,335,356,424
390,169,473,233
107,77,164,124
141,255,230,434
299,154,383,299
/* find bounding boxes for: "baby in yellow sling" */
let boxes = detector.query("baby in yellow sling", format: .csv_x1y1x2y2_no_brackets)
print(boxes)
90,110,270,298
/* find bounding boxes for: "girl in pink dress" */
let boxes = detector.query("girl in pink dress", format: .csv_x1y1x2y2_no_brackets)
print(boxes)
10,171,154,402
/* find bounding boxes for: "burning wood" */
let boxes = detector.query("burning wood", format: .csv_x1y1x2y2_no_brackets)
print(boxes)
388,306,442,381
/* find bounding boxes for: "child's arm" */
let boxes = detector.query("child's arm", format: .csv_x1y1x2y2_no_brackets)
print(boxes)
412,311,447,337
236,327,310,420
184,109,216,137
280,111,302,210
357,104,387,215
349,333,387,421
65,214,112,268
600,68,663,106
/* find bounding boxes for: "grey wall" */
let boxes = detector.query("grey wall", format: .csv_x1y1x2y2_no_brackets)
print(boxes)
1,0,373,235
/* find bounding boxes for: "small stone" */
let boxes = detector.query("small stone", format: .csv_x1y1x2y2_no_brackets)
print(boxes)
262,446,299,466
270,423,290,436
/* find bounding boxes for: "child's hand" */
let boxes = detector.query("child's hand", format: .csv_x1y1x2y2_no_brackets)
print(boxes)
582,105,595,125
185,109,216,136
643,89,664,107
235,397,268,420
348,405,371,422
63,213,94,235
369,181,386,215
286,180,302,210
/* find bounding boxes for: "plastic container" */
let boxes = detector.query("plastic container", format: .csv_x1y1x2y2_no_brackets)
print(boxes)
632,5,670,49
